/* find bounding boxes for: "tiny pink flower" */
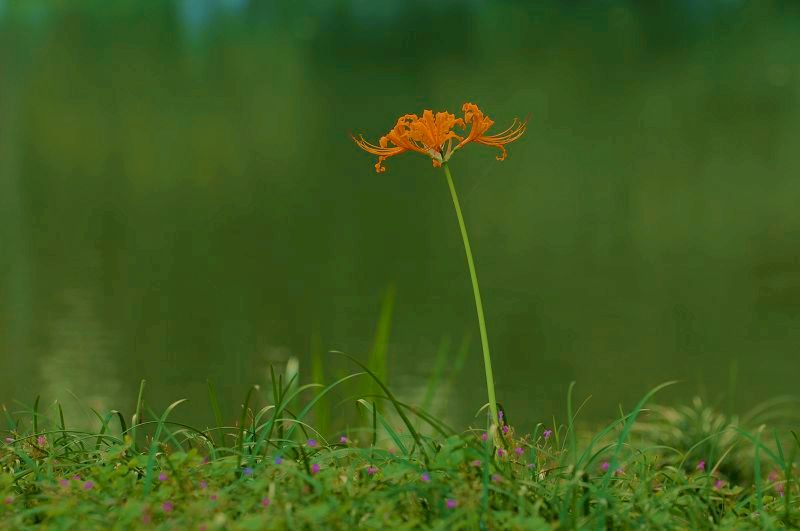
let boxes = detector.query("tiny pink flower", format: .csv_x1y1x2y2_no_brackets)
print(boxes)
714,479,725,490
421,472,430,482
274,456,283,465
471,460,481,467
203,456,210,464
696,460,705,472
307,439,317,448
4,496,13,505
262,497,271,508
83,481,94,491
162,501,174,513
4,437,13,444
543,429,552,441
210,494,218,501
37,435,47,447
311,463,320,475
514,447,524,456
199,480,208,490
158,472,168,482
492,474,502,483
481,432,488,441
768,469,780,482
141,510,152,524
72,475,81,481
446,498,457,509
501,425,510,434
339,436,348,444
367,466,378,475
497,448,506,458
388,447,397,455
59,478,70,488
498,410,504,421
600,461,610,472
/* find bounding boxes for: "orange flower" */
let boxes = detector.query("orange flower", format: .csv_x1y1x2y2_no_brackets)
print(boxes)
353,104,525,172
453,103,527,161
353,111,464,173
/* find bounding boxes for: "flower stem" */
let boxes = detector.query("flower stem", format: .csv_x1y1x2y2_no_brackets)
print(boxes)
442,163,499,428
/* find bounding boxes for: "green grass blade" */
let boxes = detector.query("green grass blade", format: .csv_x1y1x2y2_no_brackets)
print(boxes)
365,285,396,401
333,351,427,460
33,395,40,435
142,399,187,496
309,327,329,435
130,379,145,452
236,386,258,462
357,399,409,455
206,379,224,447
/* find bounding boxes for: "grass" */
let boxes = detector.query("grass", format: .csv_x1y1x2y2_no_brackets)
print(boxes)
2,365,799,529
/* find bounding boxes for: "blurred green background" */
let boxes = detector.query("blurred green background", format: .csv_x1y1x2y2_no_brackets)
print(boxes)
1,0,799,430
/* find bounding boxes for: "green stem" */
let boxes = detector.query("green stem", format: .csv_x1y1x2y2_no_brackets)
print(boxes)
443,163,499,429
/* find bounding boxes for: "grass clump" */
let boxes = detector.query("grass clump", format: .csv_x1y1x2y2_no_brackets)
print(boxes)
1,371,799,529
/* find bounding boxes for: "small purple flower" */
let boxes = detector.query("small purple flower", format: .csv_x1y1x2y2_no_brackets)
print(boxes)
446,498,457,509
261,497,271,508
470,460,481,467
481,432,488,442
274,456,283,465
421,472,431,482
600,461,610,472
339,436,348,444
59,478,70,488
367,466,378,475
210,493,218,501
714,479,725,490
83,481,94,491
4,496,13,505
203,456,210,464
543,429,552,441
501,425,510,435
158,472,168,482
307,439,318,448
37,435,47,447
199,480,208,490
497,448,506,458
4,437,13,444
243,467,254,477
514,447,524,456
696,460,705,472
162,501,174,513
311,463,320,475
72,475,81,481
498,410,504,421
492,474,502,483
768,469,780,482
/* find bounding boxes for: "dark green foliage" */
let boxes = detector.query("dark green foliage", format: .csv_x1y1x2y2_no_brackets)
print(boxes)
1,373,798,529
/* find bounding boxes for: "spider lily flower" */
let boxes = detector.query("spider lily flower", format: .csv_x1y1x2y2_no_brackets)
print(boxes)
353,104,525,172
353,111,463,173
453,103,526,161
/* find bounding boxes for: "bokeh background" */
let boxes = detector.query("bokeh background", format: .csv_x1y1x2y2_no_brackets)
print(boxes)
1,0,799,430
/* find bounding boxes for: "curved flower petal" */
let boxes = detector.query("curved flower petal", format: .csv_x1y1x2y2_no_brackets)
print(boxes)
455,102,527,160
